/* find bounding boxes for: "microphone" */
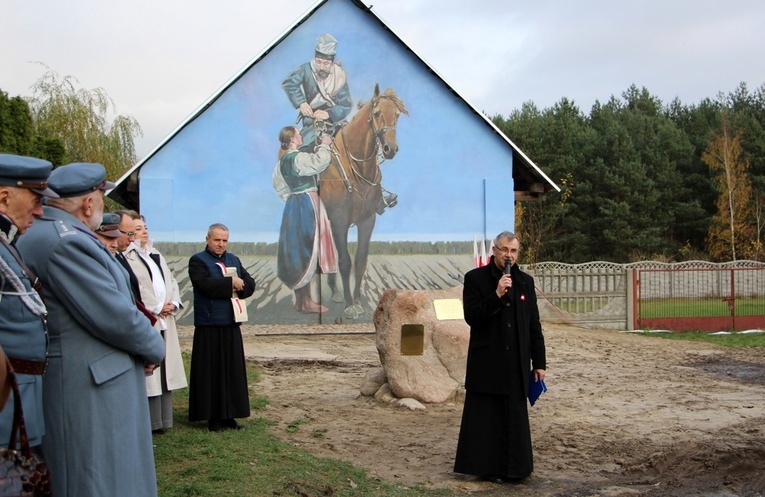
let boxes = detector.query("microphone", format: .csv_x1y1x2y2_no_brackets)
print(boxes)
504,259,511,293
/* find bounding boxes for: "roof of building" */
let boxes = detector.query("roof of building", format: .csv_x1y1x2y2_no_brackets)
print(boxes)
109,0,559,209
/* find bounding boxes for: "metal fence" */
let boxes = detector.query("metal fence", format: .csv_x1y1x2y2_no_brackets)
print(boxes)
634,262,765,331
526,260,765,332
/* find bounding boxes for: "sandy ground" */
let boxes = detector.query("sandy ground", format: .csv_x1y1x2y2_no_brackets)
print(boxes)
179,323,765,497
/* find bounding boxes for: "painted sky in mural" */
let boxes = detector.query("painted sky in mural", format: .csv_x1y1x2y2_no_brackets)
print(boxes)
140,0,515,243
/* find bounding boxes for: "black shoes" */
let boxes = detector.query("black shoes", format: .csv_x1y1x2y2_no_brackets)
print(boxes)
484,475,525,484
222,418,244,430
207,418,244,432
207,420,224,432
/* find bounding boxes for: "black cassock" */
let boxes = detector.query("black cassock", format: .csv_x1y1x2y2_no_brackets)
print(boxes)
453,330,533,478
453,258,544,479
188,324,250,422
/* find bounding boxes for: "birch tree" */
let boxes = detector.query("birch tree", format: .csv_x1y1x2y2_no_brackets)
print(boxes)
703,115,755,260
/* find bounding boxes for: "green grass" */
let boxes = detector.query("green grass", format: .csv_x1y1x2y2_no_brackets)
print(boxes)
285,418,308,434
154,354,453,497
639,330,765,348
639,297,765,318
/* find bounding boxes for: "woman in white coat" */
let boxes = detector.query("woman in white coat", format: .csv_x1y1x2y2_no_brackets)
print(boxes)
125,214,187,432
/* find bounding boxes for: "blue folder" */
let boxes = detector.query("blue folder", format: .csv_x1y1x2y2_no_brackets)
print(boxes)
528,375,547,406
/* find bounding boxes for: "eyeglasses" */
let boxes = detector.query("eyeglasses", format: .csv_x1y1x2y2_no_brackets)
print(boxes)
120,231,136,238
493,245,518,255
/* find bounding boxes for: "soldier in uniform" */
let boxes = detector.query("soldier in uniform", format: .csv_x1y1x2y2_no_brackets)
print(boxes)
281,33,397,214
282,33,352,152
17,162,165,497
94,212,124,255
0,153,58,452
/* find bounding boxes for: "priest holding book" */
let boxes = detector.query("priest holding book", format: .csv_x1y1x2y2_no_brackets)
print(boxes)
187,223,256,432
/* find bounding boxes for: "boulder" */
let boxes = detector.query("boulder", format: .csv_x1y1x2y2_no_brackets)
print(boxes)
372,286,469,404
373,383,396,403
359,367,386,396
395,398,426,410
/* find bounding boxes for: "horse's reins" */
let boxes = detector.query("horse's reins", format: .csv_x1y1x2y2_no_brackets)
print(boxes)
327,129,381,204
327,95,394,199
343,130,382,187
328,133,353,193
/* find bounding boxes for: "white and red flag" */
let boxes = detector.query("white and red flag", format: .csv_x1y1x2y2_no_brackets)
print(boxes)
473,235,480,268
480,235,489,266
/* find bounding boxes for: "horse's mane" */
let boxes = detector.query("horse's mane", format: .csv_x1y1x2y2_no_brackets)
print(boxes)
356,88,409,116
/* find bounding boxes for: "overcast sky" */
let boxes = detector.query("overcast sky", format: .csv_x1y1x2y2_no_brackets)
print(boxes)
3,0,764,159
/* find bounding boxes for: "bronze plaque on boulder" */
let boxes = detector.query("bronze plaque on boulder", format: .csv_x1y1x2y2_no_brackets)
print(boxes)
400,324,424,356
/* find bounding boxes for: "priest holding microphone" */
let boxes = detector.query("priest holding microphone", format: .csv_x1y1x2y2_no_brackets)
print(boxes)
454,231,547,484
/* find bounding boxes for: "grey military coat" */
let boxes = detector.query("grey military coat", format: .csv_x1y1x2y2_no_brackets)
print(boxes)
18,206,165,497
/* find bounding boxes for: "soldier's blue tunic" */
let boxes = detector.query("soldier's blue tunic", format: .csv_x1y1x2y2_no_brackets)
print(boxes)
282,61,352,147
0,216,47,448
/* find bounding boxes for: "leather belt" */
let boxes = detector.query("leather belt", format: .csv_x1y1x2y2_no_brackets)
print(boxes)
8,357,48,375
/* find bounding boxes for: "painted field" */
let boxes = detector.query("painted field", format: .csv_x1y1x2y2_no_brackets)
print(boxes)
168,254,473,325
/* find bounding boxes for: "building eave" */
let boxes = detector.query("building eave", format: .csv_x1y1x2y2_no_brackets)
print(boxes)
108,0,559,209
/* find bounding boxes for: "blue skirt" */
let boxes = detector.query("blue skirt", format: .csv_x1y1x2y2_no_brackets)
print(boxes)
277,194,316,289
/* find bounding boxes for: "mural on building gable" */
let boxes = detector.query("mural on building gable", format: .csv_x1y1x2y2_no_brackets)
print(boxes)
274,32,408,318
134,0,533,324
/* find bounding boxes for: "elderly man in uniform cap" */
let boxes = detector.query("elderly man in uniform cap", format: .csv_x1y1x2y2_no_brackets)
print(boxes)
282,33,353,151
101,210,157,326
94,212,123,254
17,162,165,497
0,153,58,455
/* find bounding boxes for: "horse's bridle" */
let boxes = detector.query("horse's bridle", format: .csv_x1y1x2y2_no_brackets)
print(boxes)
324,94,398,197
369,95,398,141
342,94,397,165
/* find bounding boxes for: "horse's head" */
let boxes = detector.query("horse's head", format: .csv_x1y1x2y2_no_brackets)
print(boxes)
369,83,408,160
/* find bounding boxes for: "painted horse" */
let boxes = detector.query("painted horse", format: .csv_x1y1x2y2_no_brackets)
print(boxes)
319,83,408,319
